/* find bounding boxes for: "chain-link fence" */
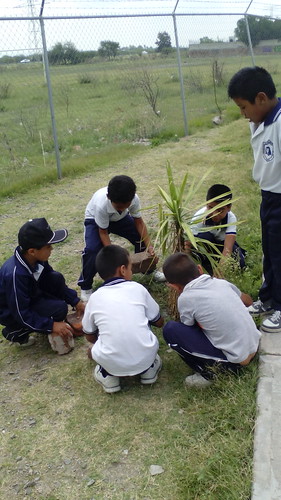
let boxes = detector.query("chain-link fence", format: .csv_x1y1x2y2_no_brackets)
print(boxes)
0,1,280,180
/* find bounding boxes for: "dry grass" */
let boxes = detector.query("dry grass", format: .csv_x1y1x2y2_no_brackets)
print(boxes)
0,118,261,499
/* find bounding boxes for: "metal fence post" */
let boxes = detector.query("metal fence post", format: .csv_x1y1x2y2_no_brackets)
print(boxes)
39,16,62,179
172,11,188,136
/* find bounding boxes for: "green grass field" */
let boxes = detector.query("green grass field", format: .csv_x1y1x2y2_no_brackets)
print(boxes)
0,52,280,198
0,108,264,499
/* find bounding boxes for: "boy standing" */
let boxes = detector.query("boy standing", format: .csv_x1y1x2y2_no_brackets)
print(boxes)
78,175,164,302
0,218,84,353
82,245,163,393
162,253,260,387
228,66,281,332
187,183,245,274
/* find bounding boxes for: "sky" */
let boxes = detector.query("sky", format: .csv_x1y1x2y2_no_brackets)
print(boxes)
0,0,280,56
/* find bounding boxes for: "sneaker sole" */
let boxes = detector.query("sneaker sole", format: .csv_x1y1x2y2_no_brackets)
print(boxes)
93,373,121,394
260,325,281,333
249,309,274,317
140,359,162,385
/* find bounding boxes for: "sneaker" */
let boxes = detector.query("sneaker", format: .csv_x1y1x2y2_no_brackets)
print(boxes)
261,310,281,333
185,373,212,388
247,299,273,317
14,336,36,348
140,354,162,384
153,270,166,283
80,289,93,302
93,365,121,393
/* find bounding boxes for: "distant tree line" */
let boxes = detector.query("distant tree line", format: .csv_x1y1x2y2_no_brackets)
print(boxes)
235,16,281,46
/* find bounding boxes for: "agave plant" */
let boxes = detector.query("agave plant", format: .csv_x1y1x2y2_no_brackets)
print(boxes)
154,162,239,317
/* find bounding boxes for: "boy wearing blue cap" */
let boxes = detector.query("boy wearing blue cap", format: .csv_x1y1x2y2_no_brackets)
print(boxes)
0,218,84,352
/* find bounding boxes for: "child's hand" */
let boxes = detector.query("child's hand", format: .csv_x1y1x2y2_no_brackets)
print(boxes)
184,240,192,252
52,321,74,340
75,300,85,317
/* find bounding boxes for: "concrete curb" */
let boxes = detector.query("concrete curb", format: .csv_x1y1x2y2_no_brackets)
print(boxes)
252,332,281,500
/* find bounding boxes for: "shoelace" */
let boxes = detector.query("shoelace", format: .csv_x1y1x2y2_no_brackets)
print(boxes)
270,310,281,322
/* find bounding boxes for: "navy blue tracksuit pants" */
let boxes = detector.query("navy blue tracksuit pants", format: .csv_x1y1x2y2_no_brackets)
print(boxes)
163,321,241,380
259,190,281,310
2,271,68,344
78,215,146,290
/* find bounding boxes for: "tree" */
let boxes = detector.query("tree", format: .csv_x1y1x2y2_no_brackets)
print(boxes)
235,17,281,47
155,31,172,54
48,42,81,65
200,37,215,44
98,41,120,60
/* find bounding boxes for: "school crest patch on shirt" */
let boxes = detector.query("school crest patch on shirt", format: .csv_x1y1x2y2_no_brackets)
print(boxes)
263,140,274,161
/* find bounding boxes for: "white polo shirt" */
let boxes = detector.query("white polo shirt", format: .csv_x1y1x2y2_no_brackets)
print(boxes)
178,274,261,364
191,206,237,242
82,278,160,376
250,98,281,193
85,187,142,228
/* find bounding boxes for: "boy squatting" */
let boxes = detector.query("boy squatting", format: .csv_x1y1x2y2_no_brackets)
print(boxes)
0,218,84,354
82,245,164,393
162,253,260,388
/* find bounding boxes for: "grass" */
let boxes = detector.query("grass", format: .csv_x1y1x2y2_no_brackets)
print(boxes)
0,115,263,499
0,52,280,197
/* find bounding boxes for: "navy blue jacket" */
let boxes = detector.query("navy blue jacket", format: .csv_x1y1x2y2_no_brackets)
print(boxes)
0,247,79,333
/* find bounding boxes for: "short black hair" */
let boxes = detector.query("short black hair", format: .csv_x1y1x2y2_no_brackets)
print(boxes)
206,184,232,204
95,244,130,280
107,175,136,203
163,253,200,286
228,66,276,104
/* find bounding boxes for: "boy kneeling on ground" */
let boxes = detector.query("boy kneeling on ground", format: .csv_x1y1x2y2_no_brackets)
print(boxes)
0,218,84,354
162,253,261,388
82,244,163,393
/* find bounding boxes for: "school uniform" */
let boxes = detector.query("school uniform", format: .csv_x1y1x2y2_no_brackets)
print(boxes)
0,246,79,344
250,98,281,310
190,206,246,274
163,274,261,379
82,278,160,376
78,187,146,290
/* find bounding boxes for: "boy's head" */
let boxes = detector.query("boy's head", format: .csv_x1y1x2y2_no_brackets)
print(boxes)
107,175,136,211
18,218,68,252
96,244,132,281
163,253,201,290
228,66,277,124
206,184,232,224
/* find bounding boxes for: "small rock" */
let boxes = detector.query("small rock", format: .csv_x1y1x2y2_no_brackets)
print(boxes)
149,464,164,476
122,449,129,456
178,409,184,415
64,458,71,465
24,480,36,489
16,456,22,462
87,479,95,487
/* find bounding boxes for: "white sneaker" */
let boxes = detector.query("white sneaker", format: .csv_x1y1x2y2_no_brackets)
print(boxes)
80,289,93,302
185,373,212,388
153,270,166,283
14,336,36,348
140,354,162,384
261,310,281,333
94,365,121,393
247,299,273,317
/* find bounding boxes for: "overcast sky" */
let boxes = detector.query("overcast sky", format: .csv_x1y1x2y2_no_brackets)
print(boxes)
0,0,280,55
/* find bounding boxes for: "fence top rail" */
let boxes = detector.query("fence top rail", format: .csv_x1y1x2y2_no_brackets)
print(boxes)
0,11,265,22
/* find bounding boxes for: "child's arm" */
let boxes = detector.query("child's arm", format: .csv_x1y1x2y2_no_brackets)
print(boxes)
240,292,253,307
98,227,111,246
222,233,236,257
134,217,155,256
150,316,164,328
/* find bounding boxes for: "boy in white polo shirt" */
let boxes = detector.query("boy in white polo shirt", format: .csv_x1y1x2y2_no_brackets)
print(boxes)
78,175,164,302
162,253,260,387
82,244,163,393
186,184,246,275
228,66,281,332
